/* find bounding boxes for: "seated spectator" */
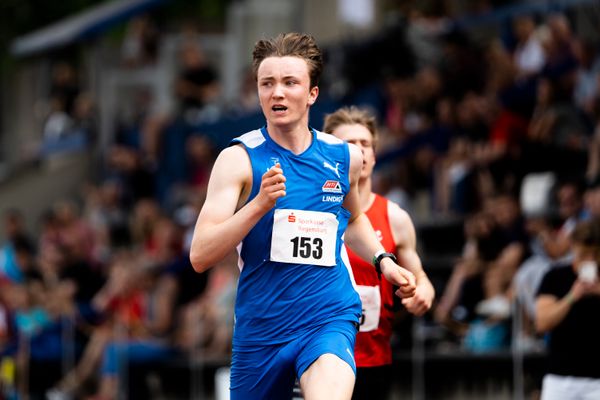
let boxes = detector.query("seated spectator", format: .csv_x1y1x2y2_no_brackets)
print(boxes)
174,40,220,124
120,15,160,68
476,193,529,316
434,211,493,333
435,193,529,334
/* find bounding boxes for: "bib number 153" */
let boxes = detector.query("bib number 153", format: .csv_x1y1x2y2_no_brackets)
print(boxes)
270,209,337,266
290,236,323,259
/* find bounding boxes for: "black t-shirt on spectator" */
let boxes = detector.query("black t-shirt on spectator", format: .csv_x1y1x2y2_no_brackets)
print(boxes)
179,66,218,110
164,255,209,306
61,260,104,303
537,264,600,378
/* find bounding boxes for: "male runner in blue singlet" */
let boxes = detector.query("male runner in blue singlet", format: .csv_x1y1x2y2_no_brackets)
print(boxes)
189,32,416,400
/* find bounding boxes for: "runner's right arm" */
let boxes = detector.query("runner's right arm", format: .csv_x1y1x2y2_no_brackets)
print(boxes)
189,145,286,272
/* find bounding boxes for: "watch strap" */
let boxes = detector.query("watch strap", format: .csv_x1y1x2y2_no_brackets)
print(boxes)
372,251,397,274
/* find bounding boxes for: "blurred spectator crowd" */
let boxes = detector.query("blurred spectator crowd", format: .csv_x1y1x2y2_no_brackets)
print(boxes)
1,2,600,398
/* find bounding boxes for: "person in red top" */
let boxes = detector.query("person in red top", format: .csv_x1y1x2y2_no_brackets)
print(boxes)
323,106,435,399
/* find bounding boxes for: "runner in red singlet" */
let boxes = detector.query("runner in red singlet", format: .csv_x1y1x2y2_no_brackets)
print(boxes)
324,106,435,399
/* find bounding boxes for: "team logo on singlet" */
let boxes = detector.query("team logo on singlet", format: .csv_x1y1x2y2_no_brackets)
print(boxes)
322,180,342,193
265,157,280,172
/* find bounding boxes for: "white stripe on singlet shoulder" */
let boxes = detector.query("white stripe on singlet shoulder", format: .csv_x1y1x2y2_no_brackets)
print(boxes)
315,130,344,145
236,129,264,149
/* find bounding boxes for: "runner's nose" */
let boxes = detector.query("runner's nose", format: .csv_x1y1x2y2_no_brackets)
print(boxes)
273,83,284,99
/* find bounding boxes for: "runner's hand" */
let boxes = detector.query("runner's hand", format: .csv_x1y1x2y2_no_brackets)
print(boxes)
256,163,286,210
402,282,434,316
380,258,416,299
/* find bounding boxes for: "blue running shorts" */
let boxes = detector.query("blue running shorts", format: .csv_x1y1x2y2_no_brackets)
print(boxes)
230,320,358,400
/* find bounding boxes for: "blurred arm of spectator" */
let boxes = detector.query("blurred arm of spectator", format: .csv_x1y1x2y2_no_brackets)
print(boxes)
527,217,569,260
140,113,170,167
0,284,10,346
536,278,599,333
47,324,113,398
486,40,517,94
434,213,486,328
528,110,557,144
483,241,525,300
91,255,135,313
144,272,178,336
535,221,600,333
528,78,558,144
433,136,473,215
471,139,505,168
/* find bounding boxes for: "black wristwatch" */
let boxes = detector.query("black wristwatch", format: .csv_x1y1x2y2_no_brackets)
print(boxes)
372,251,397,275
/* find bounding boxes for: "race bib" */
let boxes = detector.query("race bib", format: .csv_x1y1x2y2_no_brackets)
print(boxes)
356,285,381,332
270,209,338,267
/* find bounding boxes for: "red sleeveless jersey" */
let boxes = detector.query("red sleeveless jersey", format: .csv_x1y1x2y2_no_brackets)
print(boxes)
347,194,396,367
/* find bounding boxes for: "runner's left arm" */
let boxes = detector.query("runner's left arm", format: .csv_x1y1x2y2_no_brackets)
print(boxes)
388,203,435,316
343,144,416,298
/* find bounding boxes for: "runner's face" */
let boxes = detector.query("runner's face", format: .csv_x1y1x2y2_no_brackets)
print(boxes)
331,123,375,180
257,56,318,129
